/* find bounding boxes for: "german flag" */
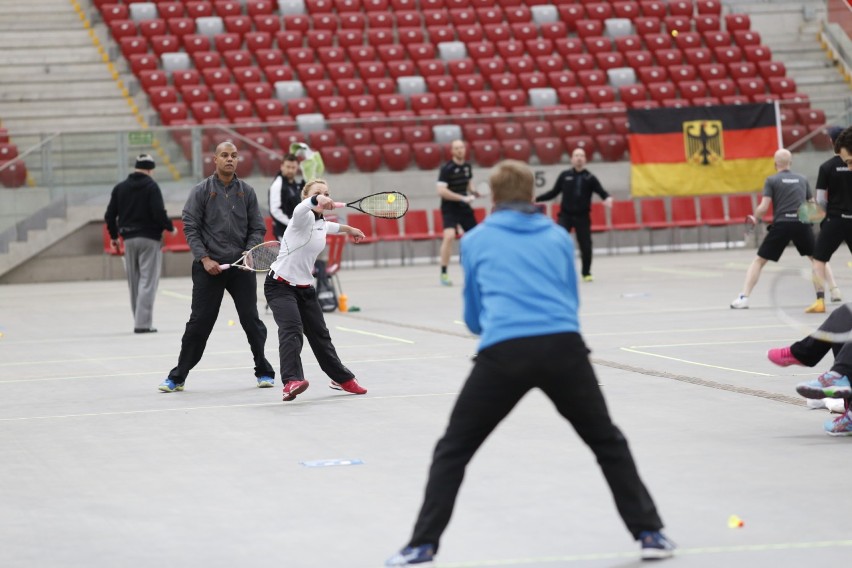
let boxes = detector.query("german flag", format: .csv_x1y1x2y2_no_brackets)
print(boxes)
628,103,779,197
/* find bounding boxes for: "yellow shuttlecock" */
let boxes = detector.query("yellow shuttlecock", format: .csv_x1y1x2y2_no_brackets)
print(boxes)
727,514,744,528
671,29,679,37
387,194,396,203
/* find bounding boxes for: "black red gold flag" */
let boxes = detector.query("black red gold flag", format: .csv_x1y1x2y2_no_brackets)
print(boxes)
628,103,779,196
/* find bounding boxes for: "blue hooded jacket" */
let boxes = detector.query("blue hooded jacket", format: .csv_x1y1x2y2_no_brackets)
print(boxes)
461,206,580,351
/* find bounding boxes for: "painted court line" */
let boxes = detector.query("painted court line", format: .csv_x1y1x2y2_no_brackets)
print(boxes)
594,358,802,406
335,326,415,344
619,347,773,377
0,392,459,422
434,539,852,567
0,342,408,369
0,354,454,384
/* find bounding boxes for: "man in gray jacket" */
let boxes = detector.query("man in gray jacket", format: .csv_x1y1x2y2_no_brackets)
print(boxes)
159,141,276,392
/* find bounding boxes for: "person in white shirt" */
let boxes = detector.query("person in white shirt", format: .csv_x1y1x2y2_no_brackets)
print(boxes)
264,179,368,401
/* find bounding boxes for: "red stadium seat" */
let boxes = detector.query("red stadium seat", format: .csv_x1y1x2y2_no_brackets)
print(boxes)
743,45,772,64
472,140,501,167
120,36,148,59
557,4,586,31
412,143,444,169
619,84,648,105
254,14,280,33
352,145,383,172
368,78,396,96
625,51,654,69
575,19,604,38
382,143,412,171
138,19,167,40
502,139,532,161
736,77,766,99
129,54,157,75
181,84,211,104
596,134,627,161
758,61,786,80
702,30,730,49
714,45,743,65
634,16,661,36
276,31,303,50
183,34,211,54
728,61,757,79
725,14,751,31
533,138,564,165
555,38,584,57
798,108,826,128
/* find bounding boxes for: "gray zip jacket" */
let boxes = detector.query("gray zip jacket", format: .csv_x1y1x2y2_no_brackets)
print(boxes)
182,174,266,263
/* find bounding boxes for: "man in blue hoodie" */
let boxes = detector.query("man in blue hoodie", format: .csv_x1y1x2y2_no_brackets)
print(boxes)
386,160,673,566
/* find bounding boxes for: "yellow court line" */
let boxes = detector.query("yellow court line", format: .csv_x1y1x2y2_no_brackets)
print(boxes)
160,290,192,300
335,326,415,344
435,539,852,567
620,347,773,376
0,391,459,422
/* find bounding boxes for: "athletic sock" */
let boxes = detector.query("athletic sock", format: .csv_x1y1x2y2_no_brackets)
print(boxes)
441,266,447,274
817,292,825,300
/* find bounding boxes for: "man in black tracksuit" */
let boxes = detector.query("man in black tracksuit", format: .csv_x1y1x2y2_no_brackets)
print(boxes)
536,148,612,282
104,154,174,333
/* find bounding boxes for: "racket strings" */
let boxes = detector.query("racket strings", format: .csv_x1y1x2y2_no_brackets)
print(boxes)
247,242,281,271
358,192,409,219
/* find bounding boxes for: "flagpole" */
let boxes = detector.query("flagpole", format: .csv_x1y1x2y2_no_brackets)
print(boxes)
773,100,783,150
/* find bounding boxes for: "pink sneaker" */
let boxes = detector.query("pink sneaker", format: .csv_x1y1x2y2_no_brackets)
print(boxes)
282,379,309,401
767,346,803,367
329,378,367,395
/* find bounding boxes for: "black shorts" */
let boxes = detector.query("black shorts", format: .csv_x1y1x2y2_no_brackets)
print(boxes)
813,216,852,262
441,205,477,234
757,221,814,262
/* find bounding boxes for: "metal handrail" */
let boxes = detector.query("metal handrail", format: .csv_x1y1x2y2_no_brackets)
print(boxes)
0,132,60,173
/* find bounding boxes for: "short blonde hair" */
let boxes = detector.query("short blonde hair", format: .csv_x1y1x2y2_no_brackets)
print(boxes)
302,178,328,198
489,160,534,204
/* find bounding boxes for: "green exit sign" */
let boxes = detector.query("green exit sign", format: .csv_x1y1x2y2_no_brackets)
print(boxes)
128,131,153,146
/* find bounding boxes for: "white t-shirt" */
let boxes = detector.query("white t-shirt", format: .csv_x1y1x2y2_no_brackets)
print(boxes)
269,197,340,285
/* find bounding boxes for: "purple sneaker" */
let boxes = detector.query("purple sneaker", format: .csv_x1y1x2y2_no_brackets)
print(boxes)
825,409,852,436
796,372,852,399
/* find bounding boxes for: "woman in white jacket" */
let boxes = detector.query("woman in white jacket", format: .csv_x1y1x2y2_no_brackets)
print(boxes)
264,179,367,401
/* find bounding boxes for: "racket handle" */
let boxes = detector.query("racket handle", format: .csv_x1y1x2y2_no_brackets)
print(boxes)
333,202,345,208
218,263,230,270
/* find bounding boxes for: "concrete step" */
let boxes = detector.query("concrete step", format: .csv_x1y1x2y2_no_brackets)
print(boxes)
0,81,121,102
0,66,113,83
0,99,132,119
0,32,91,49
0,18,84,33
1,115,141,135
0,48,102,66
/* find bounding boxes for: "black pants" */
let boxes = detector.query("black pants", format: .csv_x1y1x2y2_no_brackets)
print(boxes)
560,213,593,277
168,261,274,382
408,333,663,551
264,276,353,383
791,304,852,377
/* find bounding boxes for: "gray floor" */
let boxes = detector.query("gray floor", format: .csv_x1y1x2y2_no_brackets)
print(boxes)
2,245,852,568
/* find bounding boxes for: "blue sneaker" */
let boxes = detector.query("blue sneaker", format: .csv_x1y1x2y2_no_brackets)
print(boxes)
257,376,274,388
385,544,435,566
796,372,852,399
158,378,184,393
825,409,852,436
639,531,675,561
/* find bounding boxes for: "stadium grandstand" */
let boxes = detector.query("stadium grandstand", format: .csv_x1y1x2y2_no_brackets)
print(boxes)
0,0,850,282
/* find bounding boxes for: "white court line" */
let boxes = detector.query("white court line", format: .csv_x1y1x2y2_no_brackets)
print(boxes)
433,539,852,567
0,391,460,422
160,289,192,300
585,324,795,338
620,347,774,376
627,338,799,348
641,266,723,278
0,342,408,368
0,354,454,384
335,326,415,344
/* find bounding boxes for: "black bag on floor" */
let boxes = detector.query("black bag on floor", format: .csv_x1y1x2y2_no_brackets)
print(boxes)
314,259,337,312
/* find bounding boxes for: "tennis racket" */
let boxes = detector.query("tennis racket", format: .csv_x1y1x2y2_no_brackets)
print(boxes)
218,241,281,272
333,191,409,219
